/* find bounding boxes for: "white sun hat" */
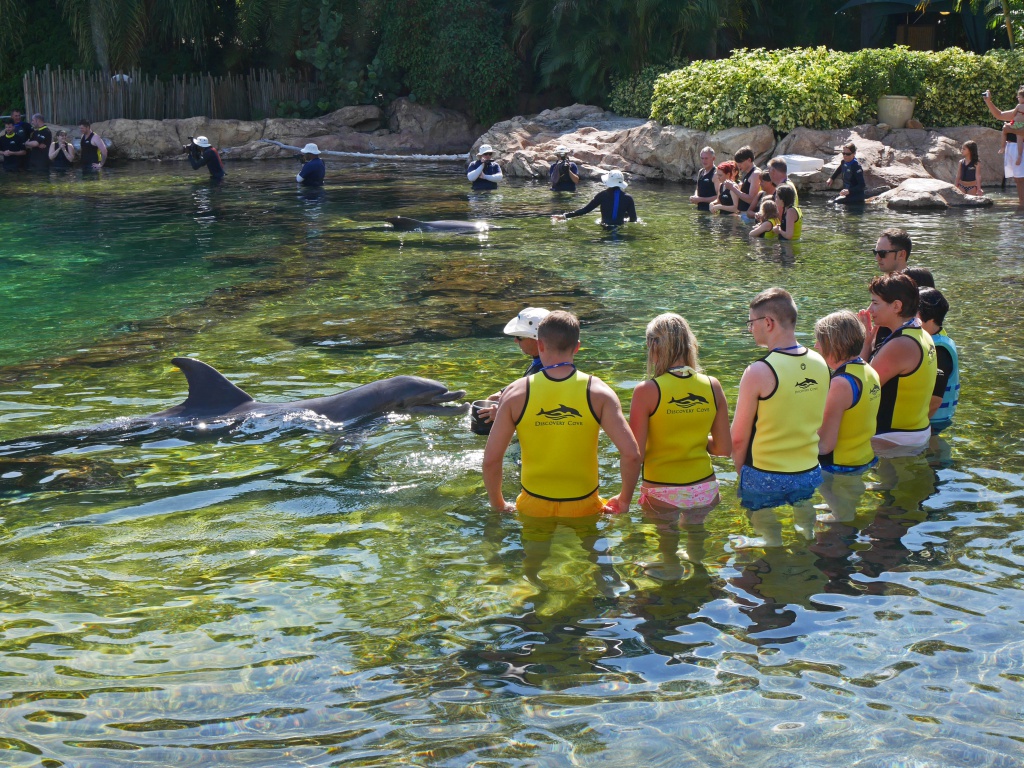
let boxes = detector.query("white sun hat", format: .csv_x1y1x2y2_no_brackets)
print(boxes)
554,145,569,156
502,307,550,339
301,143,321,155
193,136,211,148
601,169,628,189
477,144,495,156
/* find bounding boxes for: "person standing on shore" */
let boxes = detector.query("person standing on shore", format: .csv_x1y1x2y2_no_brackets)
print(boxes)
983,89,1024,210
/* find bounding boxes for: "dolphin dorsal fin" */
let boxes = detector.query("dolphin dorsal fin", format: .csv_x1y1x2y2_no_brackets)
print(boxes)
172,357,255,413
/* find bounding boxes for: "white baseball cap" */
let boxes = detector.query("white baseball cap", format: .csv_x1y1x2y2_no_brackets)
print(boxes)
503,307,550,339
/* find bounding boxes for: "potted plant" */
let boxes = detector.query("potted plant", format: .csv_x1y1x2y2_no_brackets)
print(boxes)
878,60,923,129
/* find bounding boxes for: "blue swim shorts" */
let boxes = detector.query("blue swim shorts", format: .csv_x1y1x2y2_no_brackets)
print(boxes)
821,457,878,475
739,465,822,511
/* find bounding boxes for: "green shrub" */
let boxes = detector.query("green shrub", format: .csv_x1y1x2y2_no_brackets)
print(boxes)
608,62,685,118
648,46,1024,134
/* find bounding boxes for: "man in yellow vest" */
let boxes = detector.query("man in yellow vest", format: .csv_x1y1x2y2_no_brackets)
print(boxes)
483,310,641,517
731,288,829,546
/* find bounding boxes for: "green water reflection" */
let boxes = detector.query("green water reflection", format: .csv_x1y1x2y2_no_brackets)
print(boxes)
0,160,1023,766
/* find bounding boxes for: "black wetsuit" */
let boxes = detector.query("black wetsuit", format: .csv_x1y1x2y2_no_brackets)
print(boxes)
737,165,760,213
11,121,30,169
26,126,52,172
190,146,226,179
695,166,716,211
716,185,734,210
549,159,578,192
564,187,637,225
830,158,865,204
0,132,25,171
80,132,102,168
51,143,73,169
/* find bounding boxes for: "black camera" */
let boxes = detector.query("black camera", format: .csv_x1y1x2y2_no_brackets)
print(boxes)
182,137,197,153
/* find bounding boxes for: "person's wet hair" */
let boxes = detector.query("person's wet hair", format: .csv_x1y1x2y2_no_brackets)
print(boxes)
645,313,701,378
768,157,787,174
717,160,737,177
750,287,798,329
869,273,919,318
843,142,856,155
918,287,949,327
776,185,796,208
880,227,912,258
537,311,580,353
759,199,779,220
901,266,934,288
962,140,979,166
815,310,865,362
734,146,754,163
760,169,773,184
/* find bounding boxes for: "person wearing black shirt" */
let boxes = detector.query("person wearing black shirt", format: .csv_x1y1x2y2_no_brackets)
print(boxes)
690,146,718,211
78,119,108,170
827,142,866,204
549,145,579,192
9,109,30,169
558,170,637,226
0,118,26,172
23,113,52,172
188,135,226,180
467,144,502,191
48,130,75,169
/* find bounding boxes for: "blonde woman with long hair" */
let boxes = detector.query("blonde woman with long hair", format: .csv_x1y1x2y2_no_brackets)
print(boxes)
629,313,731,515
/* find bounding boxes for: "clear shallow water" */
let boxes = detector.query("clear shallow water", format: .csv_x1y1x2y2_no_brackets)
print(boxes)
0,161,1023,766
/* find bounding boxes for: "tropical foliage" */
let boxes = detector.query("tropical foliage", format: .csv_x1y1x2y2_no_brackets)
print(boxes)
650,46,1024,133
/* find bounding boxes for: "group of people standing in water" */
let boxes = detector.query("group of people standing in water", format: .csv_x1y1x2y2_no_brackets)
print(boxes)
479,226,959,551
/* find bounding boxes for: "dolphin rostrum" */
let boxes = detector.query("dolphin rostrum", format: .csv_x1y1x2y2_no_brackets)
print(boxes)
385,216,490,233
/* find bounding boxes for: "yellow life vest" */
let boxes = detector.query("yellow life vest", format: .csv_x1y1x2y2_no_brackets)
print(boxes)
747,348,829,473
874,325,937,433
517,369,600,501
642,367,716,485
822,360,880,468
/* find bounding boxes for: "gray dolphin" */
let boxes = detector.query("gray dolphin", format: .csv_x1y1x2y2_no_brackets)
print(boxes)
153,357,468,423
385,216,490,233
1,358,467,455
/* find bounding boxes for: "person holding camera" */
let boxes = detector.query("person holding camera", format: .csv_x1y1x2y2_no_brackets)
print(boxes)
549,145,579,192
78,119,107,171
186,135,225,180
467,144,502,190
296,143,325,186
48,130,76,169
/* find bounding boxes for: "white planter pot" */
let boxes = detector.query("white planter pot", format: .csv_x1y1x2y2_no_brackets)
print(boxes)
877,95,916,129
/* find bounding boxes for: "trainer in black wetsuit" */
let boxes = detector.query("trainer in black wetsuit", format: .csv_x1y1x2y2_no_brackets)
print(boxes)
828,144,866,204
188,136,226,180
563,170,637,226
25,116,52,172
0,121,25,172
694,164,717,211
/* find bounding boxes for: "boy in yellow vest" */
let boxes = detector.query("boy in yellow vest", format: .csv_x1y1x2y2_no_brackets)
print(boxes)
483,311,641,516
732,288,829,545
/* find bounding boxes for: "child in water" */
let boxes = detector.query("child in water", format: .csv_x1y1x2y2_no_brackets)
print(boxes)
749,199,779,238
954,141,982,195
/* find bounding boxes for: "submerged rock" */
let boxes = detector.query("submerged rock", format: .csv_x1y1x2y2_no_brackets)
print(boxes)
264,259,608,349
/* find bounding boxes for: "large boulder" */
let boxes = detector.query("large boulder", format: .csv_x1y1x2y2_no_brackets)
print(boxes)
474,105,774,182
871,177,993,210
774,124,1005,194
385,98,482,153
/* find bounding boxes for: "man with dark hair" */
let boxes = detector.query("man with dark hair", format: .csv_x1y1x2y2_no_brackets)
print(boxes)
483,310,641,517
78,119,108,171
874,228,912,273
23,113,52,172
731,288,829,545
827,142,866,204
723,145,761,214
1,117,26,172
918,287,958,433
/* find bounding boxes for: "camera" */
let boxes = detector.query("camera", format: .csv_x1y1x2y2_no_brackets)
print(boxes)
983,90,991,98
182,137,197,153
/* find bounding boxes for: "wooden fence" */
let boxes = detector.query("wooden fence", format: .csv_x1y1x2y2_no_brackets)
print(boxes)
22,67,332,123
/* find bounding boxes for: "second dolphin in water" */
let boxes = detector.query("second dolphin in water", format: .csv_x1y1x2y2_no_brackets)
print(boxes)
385,216,490,233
